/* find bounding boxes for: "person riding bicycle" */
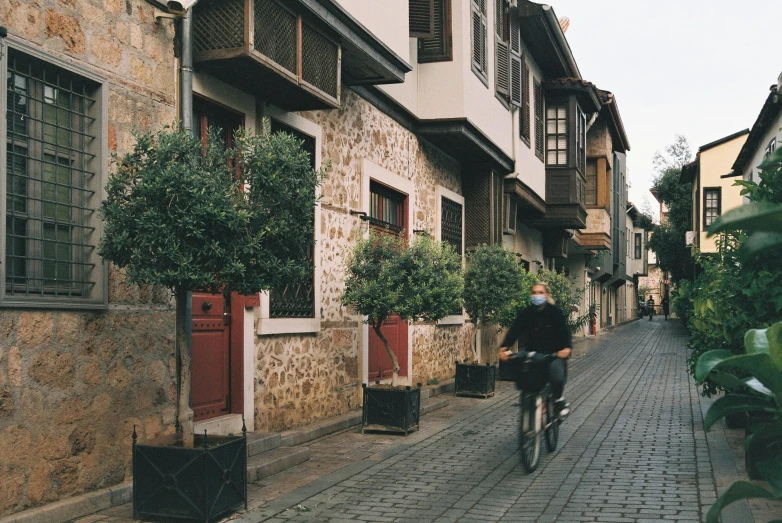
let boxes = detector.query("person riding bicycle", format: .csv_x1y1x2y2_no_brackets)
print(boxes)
647,295,655,321
497,281,572,417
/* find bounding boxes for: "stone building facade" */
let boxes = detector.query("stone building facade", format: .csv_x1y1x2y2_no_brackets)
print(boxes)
0,1,179,516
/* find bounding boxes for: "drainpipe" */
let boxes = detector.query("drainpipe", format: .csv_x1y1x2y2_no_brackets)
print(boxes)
179,8,194,135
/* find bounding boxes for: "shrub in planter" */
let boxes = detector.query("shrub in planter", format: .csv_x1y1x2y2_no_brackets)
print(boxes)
342,233,462,432
101,124,324,443
461,245,533,394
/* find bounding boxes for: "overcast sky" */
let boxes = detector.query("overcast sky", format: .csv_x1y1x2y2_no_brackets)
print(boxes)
547,0,782,218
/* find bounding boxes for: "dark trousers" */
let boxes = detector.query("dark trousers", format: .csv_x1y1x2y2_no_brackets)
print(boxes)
549,358,567,399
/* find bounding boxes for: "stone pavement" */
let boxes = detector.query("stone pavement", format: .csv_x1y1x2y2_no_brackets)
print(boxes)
78,319,782,522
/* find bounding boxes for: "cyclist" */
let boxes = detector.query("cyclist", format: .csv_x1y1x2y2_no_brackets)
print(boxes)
497,281,572,416
647,295,655,321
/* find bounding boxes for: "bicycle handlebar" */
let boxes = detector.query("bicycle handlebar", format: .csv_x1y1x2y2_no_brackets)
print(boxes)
506,350,558,363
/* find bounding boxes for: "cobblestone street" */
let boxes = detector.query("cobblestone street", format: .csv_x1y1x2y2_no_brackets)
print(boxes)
81,319,781,523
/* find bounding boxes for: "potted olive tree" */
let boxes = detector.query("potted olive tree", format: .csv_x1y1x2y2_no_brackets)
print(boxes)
459,245,534,397
342,232,462,434
100,122,323,521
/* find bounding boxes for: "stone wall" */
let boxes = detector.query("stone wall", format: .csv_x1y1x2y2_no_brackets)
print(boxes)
0,1,178,516
253,90,472,431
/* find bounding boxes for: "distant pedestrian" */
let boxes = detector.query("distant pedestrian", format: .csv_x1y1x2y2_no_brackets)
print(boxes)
647,296,655,321
662,296,670,321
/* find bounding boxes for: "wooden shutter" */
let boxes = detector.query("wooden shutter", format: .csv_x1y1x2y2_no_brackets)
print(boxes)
520,59,530,141
509,9,521,107
410,0,435,38
419,0,452,63
534,79,544,160
494,0,509,98
471,0,487,77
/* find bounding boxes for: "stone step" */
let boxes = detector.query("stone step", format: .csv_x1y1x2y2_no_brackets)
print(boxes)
279,411,362,447
420,396,449,416
246,432,282,457
247,446,312,483
420,378,455,400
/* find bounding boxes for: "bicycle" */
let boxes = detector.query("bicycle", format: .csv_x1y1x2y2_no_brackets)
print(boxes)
507,351,566,473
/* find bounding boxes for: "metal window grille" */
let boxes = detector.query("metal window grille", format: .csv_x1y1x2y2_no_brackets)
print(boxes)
269,120,316,318
369,182,405,234
440,197,462,255
5,50,98,298
546,103,567,166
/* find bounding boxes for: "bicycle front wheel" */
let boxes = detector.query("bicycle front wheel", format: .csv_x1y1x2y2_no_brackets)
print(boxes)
544,393,559,452
519,393,541,472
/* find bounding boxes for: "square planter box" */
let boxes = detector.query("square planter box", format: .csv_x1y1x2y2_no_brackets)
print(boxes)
454,362,497,398
133,431,247,522
362,383,421,435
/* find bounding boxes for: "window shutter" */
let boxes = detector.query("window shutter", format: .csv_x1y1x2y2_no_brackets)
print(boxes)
494,0,509,98
509,11,521,107
520,59,530,140
534,79,544,160
419,0,452,63
471,0,487,76
410,0,435,38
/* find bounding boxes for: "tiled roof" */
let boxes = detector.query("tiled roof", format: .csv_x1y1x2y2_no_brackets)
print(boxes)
544,77,596,89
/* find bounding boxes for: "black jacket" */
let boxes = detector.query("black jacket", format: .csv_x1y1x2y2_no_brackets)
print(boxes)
500,303,572,354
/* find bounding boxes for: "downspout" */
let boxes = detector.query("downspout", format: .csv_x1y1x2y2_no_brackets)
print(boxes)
541,5,580,79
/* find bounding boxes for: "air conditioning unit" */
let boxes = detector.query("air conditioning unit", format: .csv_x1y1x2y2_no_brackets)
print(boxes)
685,231,695,246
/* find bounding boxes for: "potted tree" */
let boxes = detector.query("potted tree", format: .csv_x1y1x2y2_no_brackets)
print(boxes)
100,123,323,521
342,232,462,434
460,245,533,397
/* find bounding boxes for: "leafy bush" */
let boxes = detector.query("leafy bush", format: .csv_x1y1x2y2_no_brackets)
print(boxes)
342,232,463,383
671,279,694,327
537,269,597,333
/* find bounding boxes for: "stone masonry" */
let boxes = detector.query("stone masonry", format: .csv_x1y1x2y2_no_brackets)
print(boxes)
0,1,178,516
253,90,475,432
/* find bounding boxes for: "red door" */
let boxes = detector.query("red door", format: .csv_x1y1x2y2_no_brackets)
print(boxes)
367,181,409,381
191,292,231,420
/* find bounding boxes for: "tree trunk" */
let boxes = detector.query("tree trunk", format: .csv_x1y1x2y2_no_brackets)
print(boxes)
175,287,194,447
373,322,400,386
471,320,481,363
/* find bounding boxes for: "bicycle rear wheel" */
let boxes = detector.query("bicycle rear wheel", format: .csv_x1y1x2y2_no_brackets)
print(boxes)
544,393,559,452
519,393,541,472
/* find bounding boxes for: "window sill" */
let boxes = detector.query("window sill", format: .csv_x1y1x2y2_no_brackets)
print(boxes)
437,314,465,326
257,317,320,336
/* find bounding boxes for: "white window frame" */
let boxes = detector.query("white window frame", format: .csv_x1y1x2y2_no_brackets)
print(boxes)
0,37,108,309
256,105,322,335
435,185,465,325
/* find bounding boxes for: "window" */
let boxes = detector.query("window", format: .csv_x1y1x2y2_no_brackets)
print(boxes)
703,188,721,227
3,47,106,307
418,0,452,63
470,0,488,83
634,233,642,259
370,181,406,234
409,0,435,38
585,159,597,205
576,106,586,173
520,60,530,143
268,120,316,318
764,137,777,159
546,103,567,166
534,79,544,160
494,0,509,100
441,196,463,255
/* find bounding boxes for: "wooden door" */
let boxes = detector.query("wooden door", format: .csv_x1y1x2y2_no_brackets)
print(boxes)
367,181,409,380
191,292,231,420
190,97,244,421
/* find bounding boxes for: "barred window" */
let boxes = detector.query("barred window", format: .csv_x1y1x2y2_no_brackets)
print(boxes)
3,47,106,307
269,119,316,319
440,196,463,255
369,181,406,234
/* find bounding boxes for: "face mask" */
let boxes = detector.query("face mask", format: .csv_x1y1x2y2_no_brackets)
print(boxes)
530,295,547,307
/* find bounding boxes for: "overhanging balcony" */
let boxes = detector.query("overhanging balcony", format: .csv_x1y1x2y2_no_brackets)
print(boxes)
193,0,411,111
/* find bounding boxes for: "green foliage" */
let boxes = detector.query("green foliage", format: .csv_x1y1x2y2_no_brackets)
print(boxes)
537,270,597,333
463,245,534,328
735,145,782,204
697,324,782,522
648,135,694,284
634,212,655,231
671,279,694,325
341,232,463,328
100,123,323,295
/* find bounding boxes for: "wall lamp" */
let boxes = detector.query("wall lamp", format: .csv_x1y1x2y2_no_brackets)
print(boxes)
349,210,369,220
413,229,431,237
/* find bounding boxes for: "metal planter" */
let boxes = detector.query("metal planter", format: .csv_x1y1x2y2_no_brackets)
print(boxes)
132,429,247,522
362,383,421,435
454,362,497,398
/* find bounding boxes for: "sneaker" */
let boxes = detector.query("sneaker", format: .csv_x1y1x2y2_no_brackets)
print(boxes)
554,398,570,418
